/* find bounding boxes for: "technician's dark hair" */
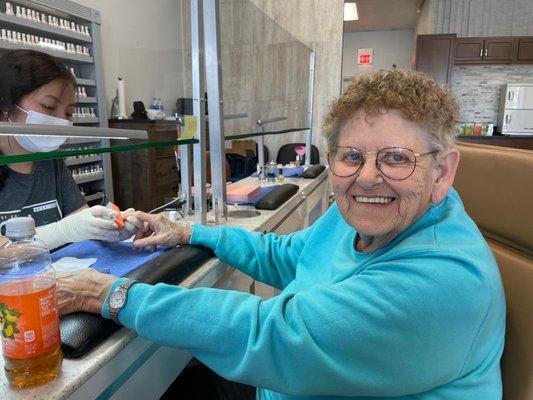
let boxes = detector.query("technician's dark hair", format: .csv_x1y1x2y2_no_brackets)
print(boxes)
0,49,75,190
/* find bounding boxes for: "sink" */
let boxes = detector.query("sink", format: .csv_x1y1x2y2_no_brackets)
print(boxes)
228,209,261,218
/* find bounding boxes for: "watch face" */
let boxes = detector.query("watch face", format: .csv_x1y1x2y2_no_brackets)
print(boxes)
109,290,125,310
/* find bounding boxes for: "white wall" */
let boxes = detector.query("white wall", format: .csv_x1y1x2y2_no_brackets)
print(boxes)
342,30,415,91
76,0,188,116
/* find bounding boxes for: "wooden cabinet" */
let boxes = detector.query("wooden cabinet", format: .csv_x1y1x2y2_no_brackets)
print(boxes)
414,34,531,83
516,37,533,63
484,38,515,62
415,34,456,85
455,38,484,62
108,120,180,212
455,37,515,64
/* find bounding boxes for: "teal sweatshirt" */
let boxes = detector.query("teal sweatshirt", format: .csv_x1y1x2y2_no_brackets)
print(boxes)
102,188,505,399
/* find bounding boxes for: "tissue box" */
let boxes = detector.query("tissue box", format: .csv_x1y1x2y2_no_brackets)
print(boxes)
226,184,261,202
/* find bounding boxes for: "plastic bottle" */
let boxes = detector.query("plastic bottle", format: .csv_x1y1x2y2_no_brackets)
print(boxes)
266,161,278,183
157,98,164,111
150,97,157,110
0,217,62,389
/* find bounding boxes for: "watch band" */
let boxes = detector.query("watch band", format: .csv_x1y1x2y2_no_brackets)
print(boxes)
109,279,139,325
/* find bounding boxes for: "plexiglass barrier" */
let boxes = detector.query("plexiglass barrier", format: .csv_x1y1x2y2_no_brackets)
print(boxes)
0,0,313,214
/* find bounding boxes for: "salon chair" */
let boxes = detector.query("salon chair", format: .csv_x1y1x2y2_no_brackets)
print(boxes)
454,141,533,400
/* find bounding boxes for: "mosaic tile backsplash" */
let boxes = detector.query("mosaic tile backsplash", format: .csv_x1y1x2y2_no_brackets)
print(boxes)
452,65,533,129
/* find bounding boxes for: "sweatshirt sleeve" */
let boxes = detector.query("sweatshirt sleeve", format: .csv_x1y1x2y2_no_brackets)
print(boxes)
190,224,314,289
102,252,493,397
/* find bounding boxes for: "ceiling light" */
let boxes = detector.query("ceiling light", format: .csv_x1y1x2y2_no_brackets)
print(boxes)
344,2,358,21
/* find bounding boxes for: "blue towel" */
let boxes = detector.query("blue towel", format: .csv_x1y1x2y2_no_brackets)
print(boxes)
282,166,304,177
250,166,304,178
51,240,166,277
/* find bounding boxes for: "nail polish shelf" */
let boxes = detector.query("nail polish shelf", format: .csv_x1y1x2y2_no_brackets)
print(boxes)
0,12,92,43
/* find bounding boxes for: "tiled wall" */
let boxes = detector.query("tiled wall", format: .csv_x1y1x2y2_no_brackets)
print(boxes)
418,0,533,127
452,65,533,124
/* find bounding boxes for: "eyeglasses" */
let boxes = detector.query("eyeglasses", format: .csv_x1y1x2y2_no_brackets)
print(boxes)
328,146,439,181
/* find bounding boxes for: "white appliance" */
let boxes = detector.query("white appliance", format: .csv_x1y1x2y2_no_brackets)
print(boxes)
498,83,533,136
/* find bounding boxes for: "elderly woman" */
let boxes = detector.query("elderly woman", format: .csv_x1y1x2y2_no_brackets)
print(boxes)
58,69,505,399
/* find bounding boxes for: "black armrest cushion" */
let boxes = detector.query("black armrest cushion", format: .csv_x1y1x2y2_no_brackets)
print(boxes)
300,164,326,179
60,244,214,358
255,184,299,210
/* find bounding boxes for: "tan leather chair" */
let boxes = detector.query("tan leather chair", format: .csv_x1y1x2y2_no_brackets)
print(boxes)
454,142,533,400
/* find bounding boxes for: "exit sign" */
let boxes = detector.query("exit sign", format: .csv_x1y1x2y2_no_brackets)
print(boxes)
358,48,373,65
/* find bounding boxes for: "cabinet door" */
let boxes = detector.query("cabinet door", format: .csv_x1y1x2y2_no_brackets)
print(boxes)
516,37,533,63
415,34,456,85
455,38,484,62
483,38,514,62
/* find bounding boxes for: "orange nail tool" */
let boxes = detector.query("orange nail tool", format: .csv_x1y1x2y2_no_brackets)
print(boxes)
107,202,125,230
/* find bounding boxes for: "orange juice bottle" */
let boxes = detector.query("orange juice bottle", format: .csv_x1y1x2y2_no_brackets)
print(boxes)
0,217,62,389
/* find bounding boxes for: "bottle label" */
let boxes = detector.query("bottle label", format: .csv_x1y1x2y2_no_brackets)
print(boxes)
0,282,60,359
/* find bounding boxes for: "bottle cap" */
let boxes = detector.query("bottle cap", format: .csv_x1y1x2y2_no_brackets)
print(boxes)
3,217,36,238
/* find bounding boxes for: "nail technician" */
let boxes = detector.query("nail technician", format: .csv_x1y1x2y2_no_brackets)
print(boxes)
0,50,138,249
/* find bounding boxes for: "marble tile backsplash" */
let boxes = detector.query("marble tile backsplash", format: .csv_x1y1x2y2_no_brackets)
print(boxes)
452,64,533,126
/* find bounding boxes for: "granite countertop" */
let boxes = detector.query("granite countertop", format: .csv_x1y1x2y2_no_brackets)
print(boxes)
0,172,329,399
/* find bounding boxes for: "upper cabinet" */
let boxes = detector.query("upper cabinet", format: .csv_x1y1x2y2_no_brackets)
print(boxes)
415,34,456,85
516,37,533,63
454,37,533,65
455,37,514,64
484,38,515,62
455,38,484,62
415,35,533,77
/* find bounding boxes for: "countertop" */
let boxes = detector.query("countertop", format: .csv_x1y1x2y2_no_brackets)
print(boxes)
0,171,329,399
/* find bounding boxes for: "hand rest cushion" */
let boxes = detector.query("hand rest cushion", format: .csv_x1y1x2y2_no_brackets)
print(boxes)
254,184,299,210
60,244,214,358
300,164,326,179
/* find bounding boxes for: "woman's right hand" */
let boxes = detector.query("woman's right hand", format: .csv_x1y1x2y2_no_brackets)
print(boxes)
128,211,192,251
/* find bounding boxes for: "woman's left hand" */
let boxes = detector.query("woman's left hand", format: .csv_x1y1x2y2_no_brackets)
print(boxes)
56,269,118,316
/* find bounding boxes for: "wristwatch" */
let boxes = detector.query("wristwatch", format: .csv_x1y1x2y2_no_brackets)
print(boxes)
108,279,139,324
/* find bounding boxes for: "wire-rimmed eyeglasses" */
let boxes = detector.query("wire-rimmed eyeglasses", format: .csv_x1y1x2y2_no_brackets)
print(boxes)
328,146,439,181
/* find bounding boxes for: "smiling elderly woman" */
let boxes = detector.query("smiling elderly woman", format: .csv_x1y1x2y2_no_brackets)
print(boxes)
58,69,505,400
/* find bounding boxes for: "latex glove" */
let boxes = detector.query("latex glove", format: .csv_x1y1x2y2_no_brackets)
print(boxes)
36,206,120,250
115,208,143,241
130,211,192,251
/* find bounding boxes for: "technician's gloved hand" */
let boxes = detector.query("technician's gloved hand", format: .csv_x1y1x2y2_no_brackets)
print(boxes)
36,205,121,250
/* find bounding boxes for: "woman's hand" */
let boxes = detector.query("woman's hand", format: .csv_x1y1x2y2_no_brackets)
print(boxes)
128,211,192,251
116,208,143,241
56,269,118,316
